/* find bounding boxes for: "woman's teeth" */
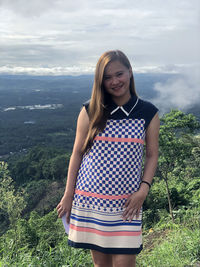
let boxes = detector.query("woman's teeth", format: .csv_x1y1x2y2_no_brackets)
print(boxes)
113,85,122,90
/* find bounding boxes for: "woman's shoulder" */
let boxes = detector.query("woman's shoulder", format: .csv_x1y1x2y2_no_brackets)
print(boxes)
82,99,90,114
138,98,158,113
136,98,159,129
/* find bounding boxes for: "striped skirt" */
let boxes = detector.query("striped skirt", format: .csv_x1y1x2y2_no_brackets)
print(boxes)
68,191,143,254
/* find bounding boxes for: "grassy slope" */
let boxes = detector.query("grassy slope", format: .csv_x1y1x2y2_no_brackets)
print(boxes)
137,226,200,267
0,206,199,267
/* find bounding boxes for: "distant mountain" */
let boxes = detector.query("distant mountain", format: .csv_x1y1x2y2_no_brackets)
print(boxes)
0,73,177,103
0,73,199,156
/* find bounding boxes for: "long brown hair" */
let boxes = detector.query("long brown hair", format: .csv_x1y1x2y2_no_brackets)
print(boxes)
82,50,137,154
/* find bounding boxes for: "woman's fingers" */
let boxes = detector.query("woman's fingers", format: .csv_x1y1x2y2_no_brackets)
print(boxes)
125,210,134,221
123,207,138,221
128,211,136,222
56,202,66,217
122,200,142,221
136,209,140,219
122,191,145,221
122,197,133,219
56,195,73,224
123,203,134,219
66,212,70,224
124,198,130,207
57,208,64,218
56,201,72,221
56,203,61,210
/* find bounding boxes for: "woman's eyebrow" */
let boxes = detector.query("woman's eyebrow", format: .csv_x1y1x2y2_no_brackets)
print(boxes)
103,74,111,78
116,70,123,73
104,70,124,76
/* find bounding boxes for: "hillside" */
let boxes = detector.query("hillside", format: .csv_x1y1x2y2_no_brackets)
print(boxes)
0,75,200,266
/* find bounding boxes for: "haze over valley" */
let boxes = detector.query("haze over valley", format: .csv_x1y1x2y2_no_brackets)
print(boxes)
0,73,199,158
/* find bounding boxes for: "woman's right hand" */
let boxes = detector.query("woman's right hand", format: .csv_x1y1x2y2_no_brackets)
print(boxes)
56,194,74,224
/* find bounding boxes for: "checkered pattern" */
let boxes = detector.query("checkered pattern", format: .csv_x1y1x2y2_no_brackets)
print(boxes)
73,194,127,212
100,119,145,139
75,118,145,212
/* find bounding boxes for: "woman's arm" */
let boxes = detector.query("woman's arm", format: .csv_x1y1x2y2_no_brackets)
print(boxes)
122,113,160,221
139,112,160,196
56,106,89,222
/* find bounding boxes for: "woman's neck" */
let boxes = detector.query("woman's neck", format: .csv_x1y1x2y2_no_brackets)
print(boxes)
111,92,132,106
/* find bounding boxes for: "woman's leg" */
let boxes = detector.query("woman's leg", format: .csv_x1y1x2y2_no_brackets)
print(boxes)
90,250,113,267
112,254,136,267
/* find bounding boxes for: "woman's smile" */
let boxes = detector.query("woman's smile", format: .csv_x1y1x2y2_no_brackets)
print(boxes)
112,84,123,91
103,60,132,105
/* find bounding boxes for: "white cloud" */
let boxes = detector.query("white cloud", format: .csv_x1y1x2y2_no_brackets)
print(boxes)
1,62,196,76
0,64,95,76
0,0,199,74
0,0,199,114
0,0,59,17
151,64,200,113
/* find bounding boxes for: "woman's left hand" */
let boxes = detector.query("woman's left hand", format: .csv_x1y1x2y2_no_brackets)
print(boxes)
122,188,148,222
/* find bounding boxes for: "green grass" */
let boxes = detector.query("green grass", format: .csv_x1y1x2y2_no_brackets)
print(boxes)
0,236,93,267
137,227,200,267
0,208,199,267
1,226,198,267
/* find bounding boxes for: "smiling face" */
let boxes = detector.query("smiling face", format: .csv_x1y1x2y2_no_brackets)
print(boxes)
103,60,132,105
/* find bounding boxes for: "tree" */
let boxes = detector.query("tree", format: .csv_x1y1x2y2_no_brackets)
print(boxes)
0,161,26,227
9,146,70,184
158,110,200,222
0,161,27,259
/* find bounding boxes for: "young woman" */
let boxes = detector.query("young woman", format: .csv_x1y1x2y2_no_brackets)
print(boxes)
57,50,160,267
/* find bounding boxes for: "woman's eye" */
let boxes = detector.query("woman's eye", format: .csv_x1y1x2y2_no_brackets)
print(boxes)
104,76,110,80
117,72,123,77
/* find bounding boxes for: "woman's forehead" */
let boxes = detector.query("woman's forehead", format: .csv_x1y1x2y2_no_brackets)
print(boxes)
104,60,128,75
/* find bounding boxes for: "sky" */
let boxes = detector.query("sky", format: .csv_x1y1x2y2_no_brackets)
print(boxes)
0,0,199,111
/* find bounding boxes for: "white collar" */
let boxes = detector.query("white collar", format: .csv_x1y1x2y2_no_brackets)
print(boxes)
110,98,139,116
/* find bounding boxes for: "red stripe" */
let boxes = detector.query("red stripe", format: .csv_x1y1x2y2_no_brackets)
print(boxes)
75,189,131,200
94,136,144,144
70,224,141,236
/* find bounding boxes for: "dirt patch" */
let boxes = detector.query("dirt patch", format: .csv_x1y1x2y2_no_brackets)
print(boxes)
143,229,170,252
35,181,64,214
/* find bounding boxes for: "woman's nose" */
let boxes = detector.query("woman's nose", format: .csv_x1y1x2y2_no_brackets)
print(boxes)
111,76,118,85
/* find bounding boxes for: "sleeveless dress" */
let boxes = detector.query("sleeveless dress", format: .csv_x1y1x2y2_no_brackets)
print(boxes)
68,94,158,254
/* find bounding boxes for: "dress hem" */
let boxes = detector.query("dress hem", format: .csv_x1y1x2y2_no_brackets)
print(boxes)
68,239,143,255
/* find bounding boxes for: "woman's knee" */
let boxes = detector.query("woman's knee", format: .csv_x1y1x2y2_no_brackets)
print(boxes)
90,250,112,267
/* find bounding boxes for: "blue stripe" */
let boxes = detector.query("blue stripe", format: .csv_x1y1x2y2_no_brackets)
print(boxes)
71,213,141,223
70,215,141,227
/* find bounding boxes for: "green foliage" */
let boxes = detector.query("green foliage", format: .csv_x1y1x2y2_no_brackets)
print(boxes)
159,110,200,174
0,210,93,266
43,154,69,180
137,227,200,267
9,146,69,185
23,179,48,213
143,174,200,230
160,109,200,133
0,162,26,227
157,110,200,222
22,179,65,216
28,210,63,251
0,109,199,266
1,208,199,266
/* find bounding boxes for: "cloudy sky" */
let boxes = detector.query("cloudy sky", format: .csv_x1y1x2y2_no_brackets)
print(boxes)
1,0,199,112
0,0,199,76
